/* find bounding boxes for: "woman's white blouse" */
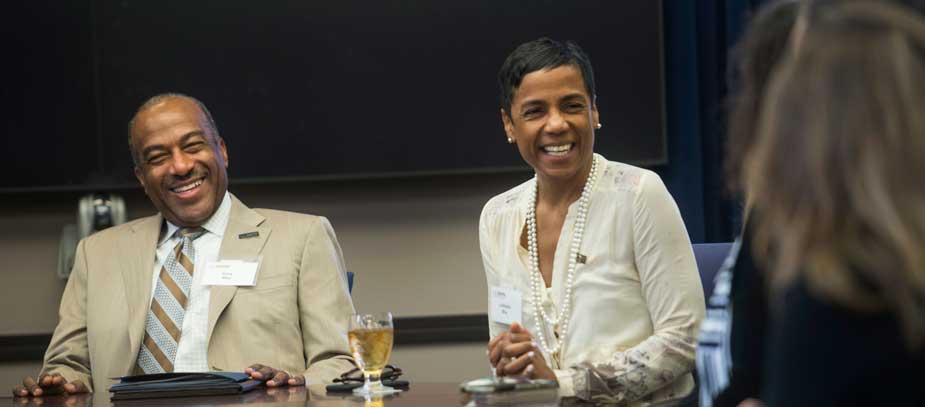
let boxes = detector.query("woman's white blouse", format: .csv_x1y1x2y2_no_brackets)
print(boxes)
479,155,705,405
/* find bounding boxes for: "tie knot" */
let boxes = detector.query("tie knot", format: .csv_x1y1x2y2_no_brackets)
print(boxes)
177,227,206,241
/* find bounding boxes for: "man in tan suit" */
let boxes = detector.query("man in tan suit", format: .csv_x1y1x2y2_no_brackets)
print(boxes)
13,94,356,397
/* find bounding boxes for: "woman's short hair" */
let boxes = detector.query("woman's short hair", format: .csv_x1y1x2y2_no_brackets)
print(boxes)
497,38,596,116
747,1,925,348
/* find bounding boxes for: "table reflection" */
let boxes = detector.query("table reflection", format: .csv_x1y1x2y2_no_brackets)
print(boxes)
6,383,463,407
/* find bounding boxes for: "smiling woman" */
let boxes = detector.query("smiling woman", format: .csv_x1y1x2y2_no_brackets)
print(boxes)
481,38,705,406
501,64,598,186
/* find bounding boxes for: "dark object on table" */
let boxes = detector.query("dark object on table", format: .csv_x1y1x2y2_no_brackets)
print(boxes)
325,365,409,393
109,372,260,400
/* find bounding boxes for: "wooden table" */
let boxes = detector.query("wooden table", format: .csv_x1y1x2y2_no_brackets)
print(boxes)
4,383,467,407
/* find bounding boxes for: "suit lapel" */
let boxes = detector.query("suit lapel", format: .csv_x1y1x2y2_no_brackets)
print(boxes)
207,196,271,344
122,214,161,374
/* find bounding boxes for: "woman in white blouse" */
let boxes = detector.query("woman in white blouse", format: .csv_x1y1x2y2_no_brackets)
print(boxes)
482,38,705,406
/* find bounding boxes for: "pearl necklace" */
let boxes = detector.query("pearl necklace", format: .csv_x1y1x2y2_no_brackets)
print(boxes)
527,155,598,358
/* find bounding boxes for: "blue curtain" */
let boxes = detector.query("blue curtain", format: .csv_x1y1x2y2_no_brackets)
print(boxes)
658,0,768,243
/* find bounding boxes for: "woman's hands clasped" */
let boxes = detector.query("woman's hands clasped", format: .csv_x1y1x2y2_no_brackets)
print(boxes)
487,322,556,381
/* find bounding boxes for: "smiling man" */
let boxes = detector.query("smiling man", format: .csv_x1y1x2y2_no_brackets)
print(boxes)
13,93,356,397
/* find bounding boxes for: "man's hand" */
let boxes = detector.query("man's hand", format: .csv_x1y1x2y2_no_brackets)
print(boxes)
245,364,305,388
12,374,88,397
487,323,557,381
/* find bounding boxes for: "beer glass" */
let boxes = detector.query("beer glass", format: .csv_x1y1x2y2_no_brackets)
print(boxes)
348,312,397,395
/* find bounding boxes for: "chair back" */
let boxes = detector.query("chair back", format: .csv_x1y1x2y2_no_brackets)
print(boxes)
692,243,733,299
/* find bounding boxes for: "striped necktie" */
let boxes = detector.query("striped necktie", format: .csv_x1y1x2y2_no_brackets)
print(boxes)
136,227,205,374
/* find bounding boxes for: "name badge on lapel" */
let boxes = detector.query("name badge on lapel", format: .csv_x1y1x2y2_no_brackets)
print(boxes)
489,286,522,326
202,257,261,286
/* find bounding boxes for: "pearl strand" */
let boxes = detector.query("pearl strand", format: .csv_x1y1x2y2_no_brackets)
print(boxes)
527,156,598,357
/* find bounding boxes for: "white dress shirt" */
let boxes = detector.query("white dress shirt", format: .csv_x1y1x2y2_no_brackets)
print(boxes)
479,155,705,406
150,192,231,372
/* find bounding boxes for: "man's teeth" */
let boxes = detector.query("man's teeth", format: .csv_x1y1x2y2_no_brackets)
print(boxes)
172,180,203,193
543,144,572,156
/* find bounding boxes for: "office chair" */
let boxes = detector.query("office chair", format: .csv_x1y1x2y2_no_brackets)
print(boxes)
693,243,734,299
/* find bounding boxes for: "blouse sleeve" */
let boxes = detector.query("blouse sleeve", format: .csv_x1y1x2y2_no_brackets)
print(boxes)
554,171,706,403
479,202,507,340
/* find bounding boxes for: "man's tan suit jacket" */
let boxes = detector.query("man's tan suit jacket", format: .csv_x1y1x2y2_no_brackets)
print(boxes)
41,195,356,393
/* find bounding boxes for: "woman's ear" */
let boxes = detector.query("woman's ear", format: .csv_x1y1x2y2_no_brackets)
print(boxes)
592,97,600,129
501,108,516,144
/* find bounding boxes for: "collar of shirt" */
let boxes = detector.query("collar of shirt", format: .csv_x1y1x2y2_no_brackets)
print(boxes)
158,191,232,248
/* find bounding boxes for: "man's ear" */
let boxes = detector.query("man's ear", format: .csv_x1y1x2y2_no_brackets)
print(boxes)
501,108,516,143
134,166,148,195
217,136,229,168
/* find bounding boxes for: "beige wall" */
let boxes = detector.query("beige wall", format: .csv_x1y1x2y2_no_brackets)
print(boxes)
0,172,529,387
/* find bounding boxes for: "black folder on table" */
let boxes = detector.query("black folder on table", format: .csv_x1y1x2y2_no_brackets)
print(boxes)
109,372,261,400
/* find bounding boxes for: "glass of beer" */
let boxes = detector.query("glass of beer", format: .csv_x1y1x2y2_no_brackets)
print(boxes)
349,312,397,396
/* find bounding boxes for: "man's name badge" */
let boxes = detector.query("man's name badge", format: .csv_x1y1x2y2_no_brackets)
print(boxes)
489,286,522,326
203,258,261,286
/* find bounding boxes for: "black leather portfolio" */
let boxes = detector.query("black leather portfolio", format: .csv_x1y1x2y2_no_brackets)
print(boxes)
109,372,261,400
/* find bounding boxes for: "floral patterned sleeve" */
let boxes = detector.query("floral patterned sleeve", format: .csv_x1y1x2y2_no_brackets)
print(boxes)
557,171,704,404
560,332,698,403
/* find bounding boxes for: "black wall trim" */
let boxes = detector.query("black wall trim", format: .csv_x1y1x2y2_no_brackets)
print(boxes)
0,314,490,362
394,314,489,346
0,334,51,362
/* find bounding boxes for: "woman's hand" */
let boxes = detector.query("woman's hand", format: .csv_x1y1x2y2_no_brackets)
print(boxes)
487,323,556,381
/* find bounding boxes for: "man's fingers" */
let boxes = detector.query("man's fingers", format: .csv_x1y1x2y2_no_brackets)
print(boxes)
267,370,290,387
35,385,65,397
37,374,64,388
245,363,265,376
256,365,277,381
35,375,50,387
51,375,66,387
63,380,88,394
29,373,67,396
15,376,37,397
29,385,43,397
12,385,28,397
288,375,305,387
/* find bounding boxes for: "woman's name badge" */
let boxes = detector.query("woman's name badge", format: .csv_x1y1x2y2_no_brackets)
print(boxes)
202,258,261,286
490,286,522,325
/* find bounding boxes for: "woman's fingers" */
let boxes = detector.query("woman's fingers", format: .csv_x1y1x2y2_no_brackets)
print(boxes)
501,341,535,358
502,350,536,375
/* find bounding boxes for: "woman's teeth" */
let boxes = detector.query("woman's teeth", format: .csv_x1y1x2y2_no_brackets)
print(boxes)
543,144,572,156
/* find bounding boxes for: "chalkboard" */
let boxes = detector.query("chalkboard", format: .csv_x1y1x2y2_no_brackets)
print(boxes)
4,1,664,191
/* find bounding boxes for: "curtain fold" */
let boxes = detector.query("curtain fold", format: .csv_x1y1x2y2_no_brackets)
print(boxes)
661,0,769,243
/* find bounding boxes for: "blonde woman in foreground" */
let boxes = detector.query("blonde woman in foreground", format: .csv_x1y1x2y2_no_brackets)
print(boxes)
746,2,925,405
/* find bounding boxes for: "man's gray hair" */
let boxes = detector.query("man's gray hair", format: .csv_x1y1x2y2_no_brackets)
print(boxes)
127,92,221,166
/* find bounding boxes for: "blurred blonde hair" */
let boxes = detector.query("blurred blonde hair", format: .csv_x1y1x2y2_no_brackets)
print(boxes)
747,1,925,348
